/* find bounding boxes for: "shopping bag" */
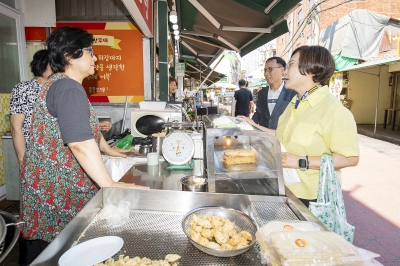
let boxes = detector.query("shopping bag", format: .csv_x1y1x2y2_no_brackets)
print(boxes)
309,155,355,243
104,156,130,182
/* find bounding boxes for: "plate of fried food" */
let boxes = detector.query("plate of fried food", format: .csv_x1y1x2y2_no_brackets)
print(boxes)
182,206,259,257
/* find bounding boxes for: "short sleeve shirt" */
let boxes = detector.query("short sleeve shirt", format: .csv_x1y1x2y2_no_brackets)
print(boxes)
276,86,360,199
46,79,94,144
9,78,41,145
234,88,253,116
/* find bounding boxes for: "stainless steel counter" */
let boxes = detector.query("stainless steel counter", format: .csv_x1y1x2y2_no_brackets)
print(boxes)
32,188,325,265
118,159,204,191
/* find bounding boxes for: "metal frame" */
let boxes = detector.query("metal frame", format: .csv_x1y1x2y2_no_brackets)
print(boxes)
202,116,285,196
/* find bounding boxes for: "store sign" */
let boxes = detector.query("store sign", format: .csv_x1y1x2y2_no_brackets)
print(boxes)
121,0,153,37
176,63,185,77
329,72,343,100
219,77,228,82
83,27,144,98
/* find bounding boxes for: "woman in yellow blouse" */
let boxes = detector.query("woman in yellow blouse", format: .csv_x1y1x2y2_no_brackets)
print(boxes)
241,46,359,207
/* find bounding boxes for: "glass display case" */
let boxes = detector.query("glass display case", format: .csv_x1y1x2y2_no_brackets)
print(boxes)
217,96,235,116
202,115,285,196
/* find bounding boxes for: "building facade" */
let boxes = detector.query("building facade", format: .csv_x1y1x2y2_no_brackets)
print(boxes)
276,0,400,60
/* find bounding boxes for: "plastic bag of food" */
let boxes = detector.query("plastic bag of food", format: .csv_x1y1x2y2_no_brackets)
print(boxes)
98,200,131,228
256,220,324,265
261,230,380,266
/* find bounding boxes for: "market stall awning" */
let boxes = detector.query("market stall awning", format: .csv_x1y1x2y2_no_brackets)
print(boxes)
337,57,400,72
184,65,226,86
172,0,301,66
208,82,237,89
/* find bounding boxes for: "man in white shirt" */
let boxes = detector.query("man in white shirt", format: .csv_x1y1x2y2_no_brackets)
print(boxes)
252,57,297,129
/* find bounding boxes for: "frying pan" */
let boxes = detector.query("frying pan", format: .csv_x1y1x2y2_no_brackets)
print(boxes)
135,115,165,136
0,210,23,262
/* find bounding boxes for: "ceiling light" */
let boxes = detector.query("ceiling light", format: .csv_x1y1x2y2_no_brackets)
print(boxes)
174,35,180,40
174,30,179,35
172,24,179,30
169,11,178,24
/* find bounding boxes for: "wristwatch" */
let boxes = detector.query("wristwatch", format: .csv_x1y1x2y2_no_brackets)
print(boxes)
298,155,309,171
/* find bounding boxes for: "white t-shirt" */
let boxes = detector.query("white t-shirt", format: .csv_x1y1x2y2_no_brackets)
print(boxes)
267,82,284,114
210,91,215,100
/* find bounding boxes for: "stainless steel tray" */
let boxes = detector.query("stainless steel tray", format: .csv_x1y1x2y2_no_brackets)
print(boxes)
32,188,325,266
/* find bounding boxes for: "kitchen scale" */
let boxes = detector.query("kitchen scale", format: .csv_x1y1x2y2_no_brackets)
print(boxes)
161,128,195,170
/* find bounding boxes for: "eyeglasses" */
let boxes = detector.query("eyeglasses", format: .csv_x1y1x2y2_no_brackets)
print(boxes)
263,66,283,73
82,47,95,57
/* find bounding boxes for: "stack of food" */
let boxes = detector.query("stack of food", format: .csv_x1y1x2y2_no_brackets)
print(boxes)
222,149,258,172
256,221,381,266
223,149,257,165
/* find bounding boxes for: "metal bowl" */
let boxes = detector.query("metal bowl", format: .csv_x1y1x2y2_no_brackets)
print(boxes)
180,176,208,192
182,206,259,257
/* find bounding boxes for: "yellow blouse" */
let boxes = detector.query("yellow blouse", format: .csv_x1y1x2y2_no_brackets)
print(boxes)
276,86,359,199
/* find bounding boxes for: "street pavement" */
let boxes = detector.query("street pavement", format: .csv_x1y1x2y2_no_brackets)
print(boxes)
341,135,400,266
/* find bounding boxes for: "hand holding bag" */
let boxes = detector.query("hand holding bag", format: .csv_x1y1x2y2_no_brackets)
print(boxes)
309,155,355,243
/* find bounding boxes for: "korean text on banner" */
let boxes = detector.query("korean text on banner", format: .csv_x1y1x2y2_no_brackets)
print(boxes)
176,63,185,77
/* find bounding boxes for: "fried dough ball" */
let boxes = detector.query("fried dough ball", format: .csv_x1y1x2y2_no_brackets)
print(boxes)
220,243,234,250
214,231,229,245
222,221,235,232
235,241,249,249
165,254,181,263
197,237,209,246
238,230,253,241
201,228,215,239
206,241,221,249
190,229,201,242
197,218,212,229
211,217,224,228
193,225,203,233
228,235,247,246
228,228,237,237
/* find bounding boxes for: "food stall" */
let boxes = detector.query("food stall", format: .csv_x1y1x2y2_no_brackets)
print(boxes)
32,114,326,265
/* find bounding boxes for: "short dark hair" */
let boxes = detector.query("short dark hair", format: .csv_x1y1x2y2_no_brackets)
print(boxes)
291,46,335,86
30,49,49,77
46,26,94,73
169,76,178,86
238,79,246,86
266,57,287,69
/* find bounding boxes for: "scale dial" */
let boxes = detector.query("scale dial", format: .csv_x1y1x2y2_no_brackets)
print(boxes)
162,132,195,165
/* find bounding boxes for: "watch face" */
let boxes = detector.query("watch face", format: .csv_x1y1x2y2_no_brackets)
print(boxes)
299,159,307,169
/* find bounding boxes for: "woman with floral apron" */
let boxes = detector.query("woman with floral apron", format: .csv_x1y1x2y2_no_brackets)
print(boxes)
19,26,148,265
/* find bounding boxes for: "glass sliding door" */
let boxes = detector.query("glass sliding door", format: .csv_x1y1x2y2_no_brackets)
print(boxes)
0,2,27,93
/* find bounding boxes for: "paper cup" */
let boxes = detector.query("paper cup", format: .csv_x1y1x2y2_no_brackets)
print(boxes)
147,152,159,166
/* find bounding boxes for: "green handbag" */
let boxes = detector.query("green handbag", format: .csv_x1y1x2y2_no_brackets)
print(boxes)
309,155,355,243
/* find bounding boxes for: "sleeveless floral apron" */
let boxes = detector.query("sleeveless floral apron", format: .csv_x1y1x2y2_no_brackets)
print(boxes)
20,73,101,242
